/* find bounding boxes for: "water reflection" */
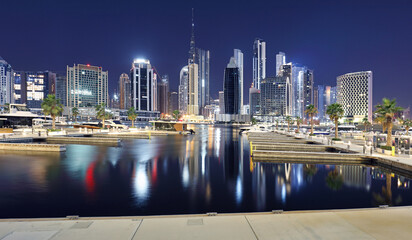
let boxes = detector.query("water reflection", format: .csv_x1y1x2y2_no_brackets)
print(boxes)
1,125,412,218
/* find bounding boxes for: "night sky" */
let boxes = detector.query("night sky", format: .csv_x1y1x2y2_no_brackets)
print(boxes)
1,0,411,108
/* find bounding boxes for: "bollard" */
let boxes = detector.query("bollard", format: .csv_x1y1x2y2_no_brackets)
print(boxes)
250,141,253,156
148,131,151,139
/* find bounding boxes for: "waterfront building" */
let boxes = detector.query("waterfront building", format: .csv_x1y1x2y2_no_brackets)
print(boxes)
130,59,157,112
223,57,240,115
168,91,178,115
0,56,14,105
219,91,224,114
278,64,293,116
337,71,373,123
196,48,210,114
234,49,244,113
302,69,314,119
67,64,108,108
158,75,169,114
55,73,66,106
13,71,55,108
260,76,291,116
252,38,266,90
313,86,318,113
13,71,24,104
187,63,199,115
317,85,325,120
178,66,189,114
276,52,286,76
249,87,260,116
118,73,130,109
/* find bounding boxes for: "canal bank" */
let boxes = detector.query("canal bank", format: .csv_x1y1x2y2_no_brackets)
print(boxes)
1,206,412,239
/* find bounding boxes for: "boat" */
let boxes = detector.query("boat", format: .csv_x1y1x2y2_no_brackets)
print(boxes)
0,104,40,128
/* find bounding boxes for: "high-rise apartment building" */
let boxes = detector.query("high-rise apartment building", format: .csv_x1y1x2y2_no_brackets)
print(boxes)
130,59,157,112
187,63,199,115
168,91,178,115
234,49,244,113
302,69,314,118
260,76,290,116
67,64,108,108
119,73,130,109
276,52,286,76
0,56,14,106
278,64,293,116
196,48,210,113
178,66,189,114
13,71,25,104
158,75,169,114
223,57,240,115
337,71,373,123
249,87,260,116
252,38,266,90
13,71,55,108
55,73,66,106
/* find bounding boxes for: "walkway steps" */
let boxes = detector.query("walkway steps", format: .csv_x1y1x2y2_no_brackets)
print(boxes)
251,143,331,152
46,137,120,144
0,143,65,152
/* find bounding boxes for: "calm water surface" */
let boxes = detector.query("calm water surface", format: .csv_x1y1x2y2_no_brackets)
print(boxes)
0,125,411,218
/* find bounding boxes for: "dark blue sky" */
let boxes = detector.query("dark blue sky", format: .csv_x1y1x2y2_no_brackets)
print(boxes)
1,0,411,108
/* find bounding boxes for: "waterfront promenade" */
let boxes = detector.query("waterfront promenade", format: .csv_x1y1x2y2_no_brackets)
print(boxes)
1,207,412,239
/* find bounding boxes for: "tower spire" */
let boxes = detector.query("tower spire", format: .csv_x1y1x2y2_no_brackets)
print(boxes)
189,8,196,64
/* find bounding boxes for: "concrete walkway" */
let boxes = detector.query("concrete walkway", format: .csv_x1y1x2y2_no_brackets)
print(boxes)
1,207,412,239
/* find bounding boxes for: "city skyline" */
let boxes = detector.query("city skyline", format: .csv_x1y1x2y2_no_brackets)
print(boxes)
1,0,411,108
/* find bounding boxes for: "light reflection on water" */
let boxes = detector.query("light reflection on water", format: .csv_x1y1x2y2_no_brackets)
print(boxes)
0,125,411,218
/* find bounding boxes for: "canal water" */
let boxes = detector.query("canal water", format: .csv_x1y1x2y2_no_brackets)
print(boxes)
0,125,412,218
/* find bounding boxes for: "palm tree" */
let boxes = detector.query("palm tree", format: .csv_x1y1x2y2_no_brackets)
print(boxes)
3,103,10,113
285,116,293,132
127,107,138,128
374,98,403,146
41,94,63,130
72,107,79,123
296,116,303,133
326,103,344,139
305,104,318,135
402,119,412,136
275,120,279,130
375,115,387,133
172,110,181,121
95,103,109,128
362,116,371,132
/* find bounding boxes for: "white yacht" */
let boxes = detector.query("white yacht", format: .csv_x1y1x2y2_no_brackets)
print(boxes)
0,104,40,128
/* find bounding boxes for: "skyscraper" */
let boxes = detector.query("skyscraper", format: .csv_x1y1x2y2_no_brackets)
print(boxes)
158,75,169,114
178,66,189,114
337,71,373,123
13,71,25,104
187,63,199,115
278,64,293,116
276,52,286,76
223,57,240,115
13,71,55,108
0,56,14,106
55,73,66,106
168,91,178,115
260,76,289,116
249,87,260,116
196,48,210,113
219,91,225,114
130,59,157,112
302,69,314,118
317,85,325,120
234,49,244,113
119,73,130,109
67,64,108,108
252,38,266,89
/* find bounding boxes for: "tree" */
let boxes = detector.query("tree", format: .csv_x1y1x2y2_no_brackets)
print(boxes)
295,116,303,133
285,116,293,132
305,104,318,135
375,115,387,133
72,107,79,123
374,98,403,146
362,116,371,132
3,103,10,113
95,103,109,128
127,107,138,128
41,94,63,130
275,120,279,130
402,119,412,136
251,117,257,125
326,103,344,139
172,110,181,121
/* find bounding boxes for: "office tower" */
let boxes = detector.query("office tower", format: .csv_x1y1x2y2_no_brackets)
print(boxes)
252,38,266,89
292,64,305,118
168,91,178,115
55,73,67,106
330,86,337,104
249,87,260,116
276,52,286,76
302,69,314,118
197,48,210,113
223,57,240,114
0,56,14,105
234,49,244,113
260,76,290,116
12,71,54,108
13,71,25,104
219,91,225,114
119,73,130,109
187,63,199,115
278,64,293,116
45,71,56,96
313,86,319,112
130,59,157,112
337,71,373,123
178,66,189,114
158,75,169,114
317,85,325,120
67,64,108,108
110,90,120,109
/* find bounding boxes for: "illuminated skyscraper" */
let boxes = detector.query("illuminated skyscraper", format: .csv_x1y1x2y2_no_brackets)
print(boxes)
178,66,189,114
223,57,240,114
252,38,266,89
0,56,14,105
119,73,130,109
234,49,244,113
188,63,199,115
67,64,108,108
158,75,169,114
130,59,157,112
276,52,285,76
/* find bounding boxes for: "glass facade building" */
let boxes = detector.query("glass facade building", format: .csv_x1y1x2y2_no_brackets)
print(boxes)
130,59,157,112
260,76,289,116
67,64,108,108
0,56,14,105
223,57,240,115
252,38,266,90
